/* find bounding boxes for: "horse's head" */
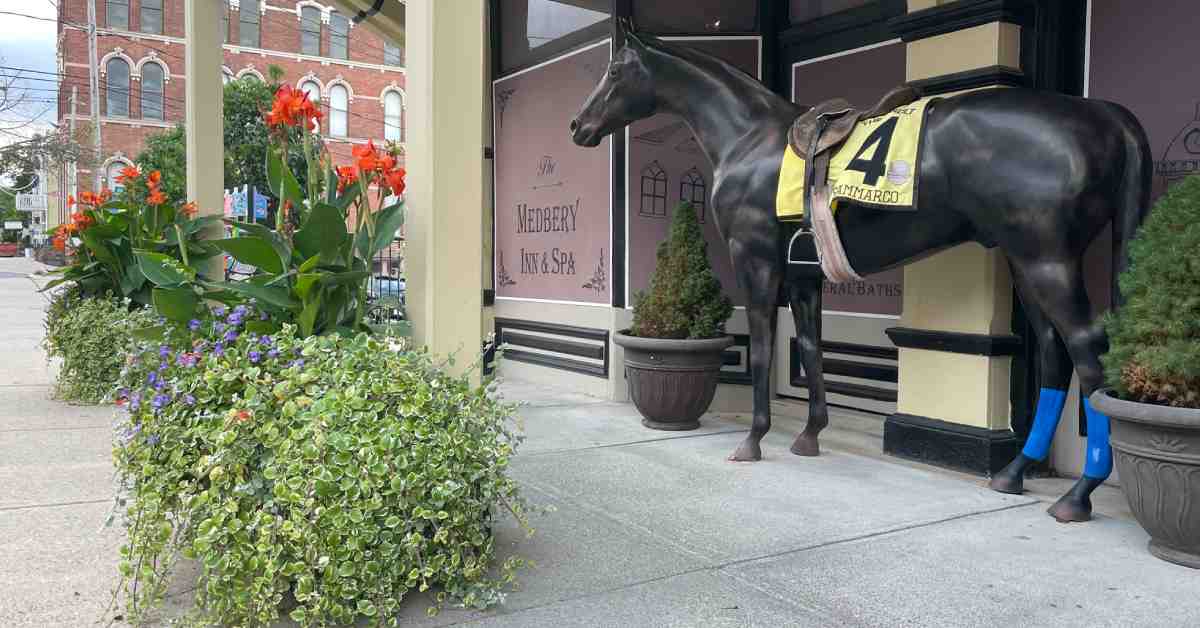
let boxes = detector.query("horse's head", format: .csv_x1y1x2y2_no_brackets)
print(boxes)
570,18,657,147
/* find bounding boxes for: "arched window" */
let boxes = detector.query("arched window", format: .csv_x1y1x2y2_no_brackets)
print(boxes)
140,62,164,120
106,0,128,28
105,159,131,193
679,167,706,222
383,90,402,142
300,6,321,55
299,80,322,130
639,161,667,218
329,84,348,137
140,0,162,34
329,12,349,60
105,58,130,117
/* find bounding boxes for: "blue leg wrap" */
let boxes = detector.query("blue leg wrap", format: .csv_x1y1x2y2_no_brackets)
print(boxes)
1021,388,1067,461
1082,397,1113,480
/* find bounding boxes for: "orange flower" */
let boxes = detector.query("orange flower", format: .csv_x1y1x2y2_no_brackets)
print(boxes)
385,167,406,197
377,153,397,173
52,232,66,252
147,189,167,205
336,165,357,194
67,194,76,208
116,165,141,185
353,140,379,172
146,170,162,189
180,201,198,218
98,189,112,204
265,85,322,131
236,409,252,422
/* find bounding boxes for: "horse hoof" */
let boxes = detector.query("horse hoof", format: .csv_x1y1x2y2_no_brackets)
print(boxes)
790,435,820,457
988,472,1024,495
728,438,762,462
1047,495,1092,523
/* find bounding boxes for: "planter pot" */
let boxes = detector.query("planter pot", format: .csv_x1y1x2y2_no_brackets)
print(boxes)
1091,388,1200,569
613,330,733,431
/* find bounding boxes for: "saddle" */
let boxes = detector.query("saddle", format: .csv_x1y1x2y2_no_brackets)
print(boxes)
784,85,921,283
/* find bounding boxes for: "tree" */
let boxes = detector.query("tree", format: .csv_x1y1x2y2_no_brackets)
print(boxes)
128,69,312,208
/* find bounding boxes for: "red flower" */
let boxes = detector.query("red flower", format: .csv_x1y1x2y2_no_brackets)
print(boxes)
180,201,198,218
67,194,76,208
265,85,323,131
385,167,406,198
147,170,162,188
147,189,166,205
353,140,379,172
376,153,397,174
116,165,141,185
336,165,357,194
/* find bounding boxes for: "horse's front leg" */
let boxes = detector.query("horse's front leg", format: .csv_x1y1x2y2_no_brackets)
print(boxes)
728,243,782,462
788,278,826,456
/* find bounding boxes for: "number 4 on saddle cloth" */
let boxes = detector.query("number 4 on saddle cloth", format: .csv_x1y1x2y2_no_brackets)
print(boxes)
777,86,936,284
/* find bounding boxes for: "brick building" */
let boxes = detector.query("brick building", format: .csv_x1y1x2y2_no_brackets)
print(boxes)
55,0,406,192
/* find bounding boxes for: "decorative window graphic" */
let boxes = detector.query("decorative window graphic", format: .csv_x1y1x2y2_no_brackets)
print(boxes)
639,161,668,218
679,166,706,222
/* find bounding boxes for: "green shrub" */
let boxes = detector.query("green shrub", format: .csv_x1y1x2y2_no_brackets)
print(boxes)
43,288,156,404
113,306,527,626
1103,175,1200,407
630,201,733,339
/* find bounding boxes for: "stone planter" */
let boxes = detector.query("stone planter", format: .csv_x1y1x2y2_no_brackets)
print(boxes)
613,330,733,431
1091,388,1200,569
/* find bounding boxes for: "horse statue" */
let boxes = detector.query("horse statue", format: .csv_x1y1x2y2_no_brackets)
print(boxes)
570,20,1152,523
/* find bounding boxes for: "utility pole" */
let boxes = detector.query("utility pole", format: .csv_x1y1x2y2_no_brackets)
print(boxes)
86,0,102,190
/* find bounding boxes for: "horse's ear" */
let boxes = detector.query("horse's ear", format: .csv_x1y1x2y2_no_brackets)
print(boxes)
616,16,645,49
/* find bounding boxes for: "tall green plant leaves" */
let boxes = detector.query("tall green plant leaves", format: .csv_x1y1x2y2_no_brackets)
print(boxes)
135,251,195,287
152,286,200,322
267,147,304,210
215,237,286,274
294,203,348,260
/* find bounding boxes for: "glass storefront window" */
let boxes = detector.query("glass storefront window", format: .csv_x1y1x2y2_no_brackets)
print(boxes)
633,0,757,34
499,0,610,74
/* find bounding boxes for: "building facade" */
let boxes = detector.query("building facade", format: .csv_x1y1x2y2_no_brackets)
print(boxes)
55,0,406,193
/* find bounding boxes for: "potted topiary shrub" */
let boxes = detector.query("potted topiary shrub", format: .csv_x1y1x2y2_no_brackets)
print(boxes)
1092,174,1200,569
615,201,734,431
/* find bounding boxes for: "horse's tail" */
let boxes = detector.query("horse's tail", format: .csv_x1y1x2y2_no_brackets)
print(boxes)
1109,103,1154,308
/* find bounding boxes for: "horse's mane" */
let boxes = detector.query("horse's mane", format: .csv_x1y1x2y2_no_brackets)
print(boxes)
637,33,789,109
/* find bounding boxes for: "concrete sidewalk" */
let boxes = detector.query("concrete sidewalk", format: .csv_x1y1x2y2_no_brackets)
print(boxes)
1,255,1196,627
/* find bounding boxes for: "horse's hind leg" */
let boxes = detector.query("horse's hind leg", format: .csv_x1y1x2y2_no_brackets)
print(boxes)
990,262,1074,494
728,245,782,462
787,278,827,456
1012,257,1113,522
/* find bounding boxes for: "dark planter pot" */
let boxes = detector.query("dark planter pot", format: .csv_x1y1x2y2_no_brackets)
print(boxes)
613,330,733,431
1091,388,1200,569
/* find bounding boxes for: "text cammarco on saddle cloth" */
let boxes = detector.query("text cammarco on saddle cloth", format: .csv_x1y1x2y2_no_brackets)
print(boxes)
777,96,935,221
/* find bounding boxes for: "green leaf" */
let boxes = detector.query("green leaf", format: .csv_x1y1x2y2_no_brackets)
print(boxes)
295,273,321,300
130,325,171,341
294,203,347,261
135,251,194,287
215,237,285,274
152,286,200,322
223,219,291,263
200,279,298,311
370,201,406,258
79,229,119,267
267,147,305,209
320,271,369,287
298,295,320,337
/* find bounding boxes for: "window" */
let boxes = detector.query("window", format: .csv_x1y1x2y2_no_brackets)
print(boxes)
639,161,667,217
106,0,129,28
383,90,402,142
329,84,348,137
634,0,755,34
106,160,130,193
300,6,321,55
299,80,321,129
499,0,610,73
679,167,706,221
105,58,130,117
140,0,162,34
384,42,403,66
239,3,260,47
329,12,349,60
141,62,164,120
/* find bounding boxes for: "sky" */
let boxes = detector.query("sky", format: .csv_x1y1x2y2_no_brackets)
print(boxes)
0,0,61,148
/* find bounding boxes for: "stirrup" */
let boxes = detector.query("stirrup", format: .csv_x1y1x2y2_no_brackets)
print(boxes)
787,227,820,266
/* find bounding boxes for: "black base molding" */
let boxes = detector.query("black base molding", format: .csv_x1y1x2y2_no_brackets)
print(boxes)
909,65,1028,96
885,327,1021,356
884,413,1021,476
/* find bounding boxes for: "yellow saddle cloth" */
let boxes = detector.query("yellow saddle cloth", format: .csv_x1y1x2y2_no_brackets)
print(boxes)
777,97,935,221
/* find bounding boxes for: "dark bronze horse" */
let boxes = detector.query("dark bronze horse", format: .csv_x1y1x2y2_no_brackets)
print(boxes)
570,22,1151,522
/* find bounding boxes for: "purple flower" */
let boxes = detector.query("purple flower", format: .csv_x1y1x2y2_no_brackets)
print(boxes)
288,359,305,368
158,361,169,372
159,345,170,359
183,394,196,406
234,304,249,316
248,351,262,364
213,321,226,333
213,342,225,357
147,372,158,386
224,330,238,343
267,348,280,359
145,434,161,446
151,393,170,410
154,378,166,391
212,305,227,317
259,310,269,321
259,336,273,346
188,319,201,331
227,313,243,326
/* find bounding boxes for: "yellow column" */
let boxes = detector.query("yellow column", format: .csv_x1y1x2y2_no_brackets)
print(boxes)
404,0,486,373
885,3,1023,473
184,0,225,277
